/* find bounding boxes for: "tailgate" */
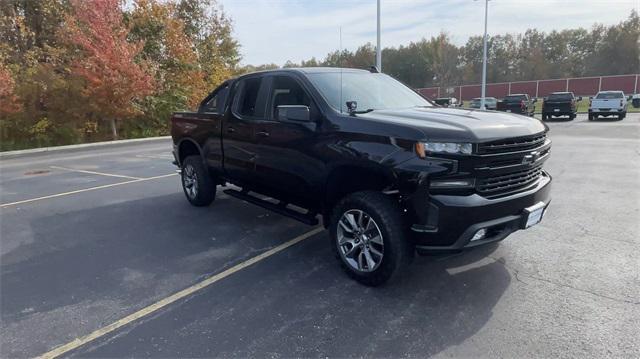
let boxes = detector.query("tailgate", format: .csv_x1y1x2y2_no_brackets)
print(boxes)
592,99,621,110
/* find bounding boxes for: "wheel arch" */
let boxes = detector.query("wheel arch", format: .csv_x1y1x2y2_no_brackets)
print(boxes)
322,163,398,227
176,138,204,166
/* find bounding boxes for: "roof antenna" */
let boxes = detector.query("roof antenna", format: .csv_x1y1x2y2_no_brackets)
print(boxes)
339,26,343,114
369,66,379,73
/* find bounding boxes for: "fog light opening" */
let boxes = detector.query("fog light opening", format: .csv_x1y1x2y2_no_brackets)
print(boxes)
471,228,487,242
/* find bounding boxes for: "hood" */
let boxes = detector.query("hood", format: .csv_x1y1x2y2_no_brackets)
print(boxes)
358,107,546,142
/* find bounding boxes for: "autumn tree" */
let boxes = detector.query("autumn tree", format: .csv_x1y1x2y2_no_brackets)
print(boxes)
0,63,20,114
63,0,154,139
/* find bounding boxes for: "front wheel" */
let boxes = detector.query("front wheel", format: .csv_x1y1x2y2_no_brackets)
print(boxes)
330,191,414,286
181,155,216,206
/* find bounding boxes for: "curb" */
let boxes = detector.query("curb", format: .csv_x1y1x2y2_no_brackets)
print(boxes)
0,136,171,159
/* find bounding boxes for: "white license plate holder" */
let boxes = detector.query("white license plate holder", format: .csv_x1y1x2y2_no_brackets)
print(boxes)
523,202,546,229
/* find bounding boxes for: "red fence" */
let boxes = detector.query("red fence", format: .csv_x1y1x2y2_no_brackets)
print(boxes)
416,74,639,101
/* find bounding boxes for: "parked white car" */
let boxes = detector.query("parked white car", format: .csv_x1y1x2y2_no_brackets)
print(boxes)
588,91,628,120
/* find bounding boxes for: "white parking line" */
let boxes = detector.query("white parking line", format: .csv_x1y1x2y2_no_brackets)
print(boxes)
135,154,174,160
39,226,324,359
50,165,143,180
0,173,178,208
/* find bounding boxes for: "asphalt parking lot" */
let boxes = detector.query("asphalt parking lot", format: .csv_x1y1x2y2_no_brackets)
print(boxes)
1,113,639,358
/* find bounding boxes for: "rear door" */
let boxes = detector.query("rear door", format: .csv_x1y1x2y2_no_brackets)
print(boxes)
222,75,269,186
198,82,230,170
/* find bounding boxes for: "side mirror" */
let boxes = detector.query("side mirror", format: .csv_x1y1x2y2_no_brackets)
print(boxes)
276,105,311,123
532,98,537,103
589,96,593,100
577,96,582,101
628,95,633,101
543,97,548,101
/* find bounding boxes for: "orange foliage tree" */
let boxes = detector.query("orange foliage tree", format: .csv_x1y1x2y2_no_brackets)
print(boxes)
0,64,20,114
63,0,155,139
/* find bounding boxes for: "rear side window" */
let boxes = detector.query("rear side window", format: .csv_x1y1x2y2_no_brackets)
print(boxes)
548,93,572,100
596,92,623,99
202,83,229,113
233,77,267,118
505,95,526,101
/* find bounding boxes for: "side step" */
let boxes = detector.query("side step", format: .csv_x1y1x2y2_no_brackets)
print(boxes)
223,189,319,226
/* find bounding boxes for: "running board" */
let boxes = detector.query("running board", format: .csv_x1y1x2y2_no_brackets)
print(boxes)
223,189,319,226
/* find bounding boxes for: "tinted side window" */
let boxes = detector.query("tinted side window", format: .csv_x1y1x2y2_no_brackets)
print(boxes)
203,84,229,113
270,76,311,118
233,77,266,118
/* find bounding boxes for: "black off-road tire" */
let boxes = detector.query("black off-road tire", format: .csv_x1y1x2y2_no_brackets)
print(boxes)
181,155,216,207
329,191,414,286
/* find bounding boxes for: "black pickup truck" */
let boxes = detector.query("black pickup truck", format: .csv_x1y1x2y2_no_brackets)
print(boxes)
542,92,580,120
497,94,537,116
171,68,552,286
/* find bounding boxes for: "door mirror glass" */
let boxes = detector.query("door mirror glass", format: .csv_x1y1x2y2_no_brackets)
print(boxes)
276,105,310,123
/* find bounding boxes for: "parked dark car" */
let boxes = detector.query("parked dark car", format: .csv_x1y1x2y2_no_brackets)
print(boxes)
171,68,552,286
542,92,581,120
497,94,537,116
469,97,498,110
631,94,639,109
433,97,462,107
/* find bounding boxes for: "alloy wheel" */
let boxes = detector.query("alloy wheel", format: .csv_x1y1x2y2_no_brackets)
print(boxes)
183,164,198,199
336,209,384,272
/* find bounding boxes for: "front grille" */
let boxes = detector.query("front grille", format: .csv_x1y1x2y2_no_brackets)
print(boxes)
477,165,543,196
478,133,547,154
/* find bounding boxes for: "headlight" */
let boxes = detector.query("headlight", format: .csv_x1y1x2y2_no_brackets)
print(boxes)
415,142,473,157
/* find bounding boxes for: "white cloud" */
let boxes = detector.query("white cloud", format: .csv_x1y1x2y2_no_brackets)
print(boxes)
219,0,639,66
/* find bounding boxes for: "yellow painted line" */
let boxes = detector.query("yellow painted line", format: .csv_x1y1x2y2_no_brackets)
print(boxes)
39,226,324,359
0,173,178,208
50,165,143,180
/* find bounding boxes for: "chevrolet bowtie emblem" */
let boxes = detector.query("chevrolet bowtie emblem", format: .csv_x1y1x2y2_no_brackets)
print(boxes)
522,151,539,165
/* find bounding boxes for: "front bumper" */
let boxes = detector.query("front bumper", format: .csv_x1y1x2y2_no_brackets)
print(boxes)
409,171,552,252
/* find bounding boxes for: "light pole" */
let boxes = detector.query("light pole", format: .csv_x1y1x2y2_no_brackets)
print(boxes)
376,0,382,72
480,0,489,110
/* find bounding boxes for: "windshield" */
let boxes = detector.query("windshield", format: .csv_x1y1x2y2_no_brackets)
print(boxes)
548,93,573,101
504,95,526,102
596,92,623,99
306,72,432,112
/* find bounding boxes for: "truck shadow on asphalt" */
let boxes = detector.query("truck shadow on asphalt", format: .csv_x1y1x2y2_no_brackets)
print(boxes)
1,192,510,357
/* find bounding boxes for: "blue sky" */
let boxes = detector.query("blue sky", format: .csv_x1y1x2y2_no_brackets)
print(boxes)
219,0,639,66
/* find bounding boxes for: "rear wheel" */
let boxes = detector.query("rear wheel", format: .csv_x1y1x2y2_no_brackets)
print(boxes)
330,191,414,286
588,114,594,121
569,114,576,120
542,114,548,121
181,155,216,206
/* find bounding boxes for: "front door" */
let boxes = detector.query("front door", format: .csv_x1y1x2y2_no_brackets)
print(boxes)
252,74,325,207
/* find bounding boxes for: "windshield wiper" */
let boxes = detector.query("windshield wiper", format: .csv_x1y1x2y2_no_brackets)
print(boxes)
352,108,375,114
345,101,374,115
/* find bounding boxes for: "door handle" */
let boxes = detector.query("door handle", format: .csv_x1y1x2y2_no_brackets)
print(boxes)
256,131,270,137
227,127,235,133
